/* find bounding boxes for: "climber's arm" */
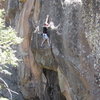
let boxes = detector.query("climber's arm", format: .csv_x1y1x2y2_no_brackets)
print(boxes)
50,21,60,30
45,15,49,24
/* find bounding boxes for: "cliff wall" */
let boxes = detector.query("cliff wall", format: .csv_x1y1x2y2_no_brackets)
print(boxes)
6,0,100,100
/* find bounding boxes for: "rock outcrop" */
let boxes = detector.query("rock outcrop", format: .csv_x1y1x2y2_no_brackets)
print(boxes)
6,0,100,100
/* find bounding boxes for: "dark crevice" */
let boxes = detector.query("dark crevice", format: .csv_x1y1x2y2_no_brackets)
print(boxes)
42,68,66,100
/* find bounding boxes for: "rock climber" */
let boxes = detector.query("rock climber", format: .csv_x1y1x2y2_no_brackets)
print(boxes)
41,15,51,47
41,15,60,47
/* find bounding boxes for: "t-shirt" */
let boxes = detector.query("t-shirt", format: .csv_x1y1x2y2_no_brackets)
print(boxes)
43,26,50,38
43,26,48,33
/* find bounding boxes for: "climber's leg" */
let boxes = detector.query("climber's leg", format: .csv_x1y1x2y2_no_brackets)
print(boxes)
47,38,50,46
41,33,46,46
41,38,46,46
41,33,50,47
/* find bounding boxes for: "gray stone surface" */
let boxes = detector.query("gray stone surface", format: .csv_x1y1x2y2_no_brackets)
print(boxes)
0,65,24,100
5,0,100,100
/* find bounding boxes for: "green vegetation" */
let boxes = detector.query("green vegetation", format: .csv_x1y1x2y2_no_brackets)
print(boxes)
0,9,22,100
0,9,22,66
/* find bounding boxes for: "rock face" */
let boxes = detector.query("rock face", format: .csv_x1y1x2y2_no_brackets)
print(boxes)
6,0,100,100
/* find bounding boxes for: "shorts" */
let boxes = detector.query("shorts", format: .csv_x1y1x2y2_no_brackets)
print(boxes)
43,33,49,39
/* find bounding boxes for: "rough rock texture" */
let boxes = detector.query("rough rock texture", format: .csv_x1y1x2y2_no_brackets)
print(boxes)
0,65,24,100
6,0,100,100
